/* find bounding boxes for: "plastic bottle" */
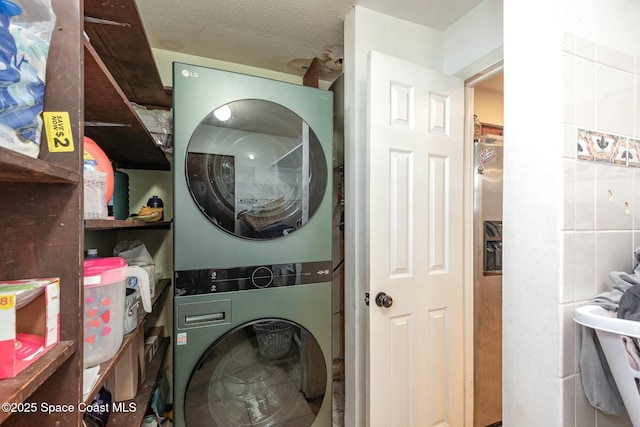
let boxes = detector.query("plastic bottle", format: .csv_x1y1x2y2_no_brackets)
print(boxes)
85,248,100,259
146,195,163,208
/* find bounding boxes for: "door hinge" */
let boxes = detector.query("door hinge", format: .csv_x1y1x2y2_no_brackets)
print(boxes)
364,292,370,306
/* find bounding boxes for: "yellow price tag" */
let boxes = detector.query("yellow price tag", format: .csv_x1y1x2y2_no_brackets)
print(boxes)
43,111,75,153
0,294,15,310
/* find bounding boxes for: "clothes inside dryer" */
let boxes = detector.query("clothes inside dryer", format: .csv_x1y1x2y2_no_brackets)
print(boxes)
183,319,327,427
186,99,328,240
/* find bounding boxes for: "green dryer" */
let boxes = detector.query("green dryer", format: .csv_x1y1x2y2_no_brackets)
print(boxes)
172,63,333,427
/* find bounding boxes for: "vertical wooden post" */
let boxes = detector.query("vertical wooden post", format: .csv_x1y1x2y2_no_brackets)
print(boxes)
303,58,320,88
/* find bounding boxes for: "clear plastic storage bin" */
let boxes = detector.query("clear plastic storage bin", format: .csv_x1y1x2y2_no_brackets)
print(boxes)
83,257,149,367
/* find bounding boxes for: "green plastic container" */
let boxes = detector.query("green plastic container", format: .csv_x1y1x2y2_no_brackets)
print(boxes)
111,170,129,220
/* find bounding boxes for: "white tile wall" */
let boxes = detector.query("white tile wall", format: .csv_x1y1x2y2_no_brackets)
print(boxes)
559,302,576,377
575,37,596,62
563,33,640,426
636,75,640,138
575,161,596,230
561,375,577,426
596,410,632,427
561,158,576,230
559,231,575,303
597,44,635,73
594,165,633,230
575,374,597,427
564,52,576,125
574,232,596,301
575,56,596,129
596,65,634,135
634,173,640,229
594,231,633,293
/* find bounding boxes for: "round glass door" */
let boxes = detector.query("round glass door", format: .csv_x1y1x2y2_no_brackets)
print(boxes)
183,319,327,427
186,100,328,240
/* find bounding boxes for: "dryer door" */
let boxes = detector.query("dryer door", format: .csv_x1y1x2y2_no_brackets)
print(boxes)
183,319,327,426
186,99,328,240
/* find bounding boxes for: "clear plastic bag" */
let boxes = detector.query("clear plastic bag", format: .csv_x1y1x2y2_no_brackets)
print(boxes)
0,0,56,158
130,103,174,153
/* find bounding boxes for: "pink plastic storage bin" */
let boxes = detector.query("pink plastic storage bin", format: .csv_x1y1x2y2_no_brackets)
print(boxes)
83,257,149,367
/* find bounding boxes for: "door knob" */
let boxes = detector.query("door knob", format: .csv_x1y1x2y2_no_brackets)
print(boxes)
375,292,393,308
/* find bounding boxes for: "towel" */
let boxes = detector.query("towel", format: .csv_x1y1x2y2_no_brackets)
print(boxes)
580,311,624,415
617,283,640,369
579,256,640,416
618,284,640,321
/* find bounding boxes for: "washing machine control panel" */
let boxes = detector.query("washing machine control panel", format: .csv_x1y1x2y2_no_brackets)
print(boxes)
251,266,274,288
174,260,332,296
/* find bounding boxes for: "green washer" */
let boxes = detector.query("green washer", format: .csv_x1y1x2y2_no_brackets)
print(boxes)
172,63,333,427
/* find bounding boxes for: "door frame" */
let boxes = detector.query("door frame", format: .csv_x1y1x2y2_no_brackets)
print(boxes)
463,60,504,427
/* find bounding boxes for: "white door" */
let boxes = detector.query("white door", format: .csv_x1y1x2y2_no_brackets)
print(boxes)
366,51,465,427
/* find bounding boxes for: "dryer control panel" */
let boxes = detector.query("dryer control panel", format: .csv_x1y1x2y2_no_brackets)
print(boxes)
174,260,332,296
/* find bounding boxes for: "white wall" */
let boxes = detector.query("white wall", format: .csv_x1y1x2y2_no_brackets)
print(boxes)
502,2,564,424
562,1,640,57
503,0,640,425
151,48,302,87
443,0,503,78
474,86,504,126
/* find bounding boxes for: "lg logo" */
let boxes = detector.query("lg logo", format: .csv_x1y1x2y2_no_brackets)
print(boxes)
181,69,199,78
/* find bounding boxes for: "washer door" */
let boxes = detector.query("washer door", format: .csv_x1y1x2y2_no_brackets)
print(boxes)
186,99,328,240
184,319,327,426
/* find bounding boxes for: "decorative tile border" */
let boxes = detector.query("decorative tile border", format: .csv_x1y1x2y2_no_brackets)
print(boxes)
628,138,640,168
577,128,640,167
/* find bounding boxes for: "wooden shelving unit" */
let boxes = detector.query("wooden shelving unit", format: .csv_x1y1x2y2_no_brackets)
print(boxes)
81,2,174,424
0,0,84,424
0,0,172,424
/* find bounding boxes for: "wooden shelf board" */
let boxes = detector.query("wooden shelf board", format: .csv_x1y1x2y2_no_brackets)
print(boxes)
83,279,171,405
83,40,170,171
84,219,172,231
0,341,77,424
0,148,80,184
107,337,170,426
84,0,171,109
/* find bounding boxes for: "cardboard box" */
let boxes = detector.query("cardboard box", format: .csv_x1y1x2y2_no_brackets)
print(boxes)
144,343,153,363
0,278,60,379
106,328,144,401
136,327,146,385
144,326,164,362
145,336,158,355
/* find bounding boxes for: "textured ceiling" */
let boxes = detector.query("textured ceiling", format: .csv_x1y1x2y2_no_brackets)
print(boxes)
136,0,485,79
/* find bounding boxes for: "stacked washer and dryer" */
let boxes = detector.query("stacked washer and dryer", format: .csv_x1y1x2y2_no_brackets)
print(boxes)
172,63,333,427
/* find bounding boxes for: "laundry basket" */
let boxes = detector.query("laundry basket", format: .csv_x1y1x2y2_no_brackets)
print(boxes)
252,321,294,360
575,305,640,426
